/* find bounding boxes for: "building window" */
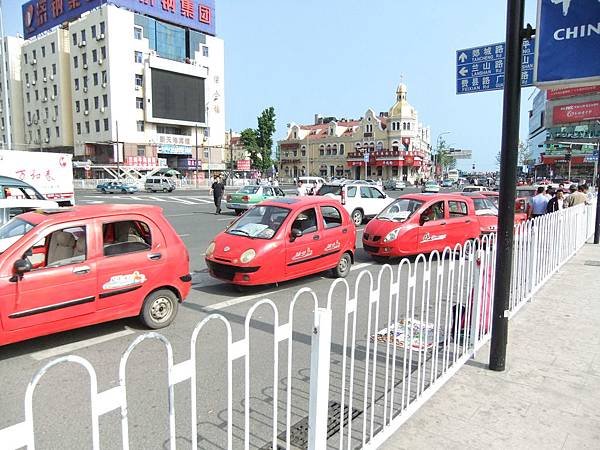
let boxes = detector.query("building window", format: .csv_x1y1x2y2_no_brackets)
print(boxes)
51,42,56,54
24,53,28,64
100,22,105,35
94,96,99,109
75,100,80,112
33,70,37,81
72,33,77,46
73,56,78,68
134,51,143,63
136,120,144,132
84,98,89,111
81,30,86,42
32,49,36,60
35,90,39,101
319,145,324,156
90,25,96,39
135,74,143,87
137,145,145,156
53,85,57,96
82,53,87,65
101,46,107,59
52,63,56,75
41,46,46,57
27,111,31,122
104,118,109,131
43,87,48,98
92,49,97,62
26,92,30,103
25,73,29,84
135,97,144,109
93,73,98,85
54,105,58,116
55,127,60,138
202,45,209,57
203,149,209,158
301,146,306,157
85,121,90,133
134,26,143,40
95,120,100,132
103,94,108,107
102,70,107,84
339,143,345,155
76,123,81,135
83,76,88,89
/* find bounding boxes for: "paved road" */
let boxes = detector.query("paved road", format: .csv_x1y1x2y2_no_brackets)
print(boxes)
0,186,467,449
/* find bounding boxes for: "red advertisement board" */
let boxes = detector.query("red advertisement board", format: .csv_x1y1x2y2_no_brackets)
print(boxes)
237,159,251,171
547,85,600,100
553,101,600,125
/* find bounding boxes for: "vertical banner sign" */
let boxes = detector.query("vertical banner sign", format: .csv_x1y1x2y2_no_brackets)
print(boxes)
535,0,600,86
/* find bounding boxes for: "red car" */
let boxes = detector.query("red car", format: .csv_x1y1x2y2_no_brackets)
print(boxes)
205,197,356,286
362,194,481,260
0,205,191,346
460,192,499,235
480,191,528,224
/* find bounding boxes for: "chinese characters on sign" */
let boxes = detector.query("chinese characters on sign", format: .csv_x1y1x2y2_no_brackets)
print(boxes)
456,39,534,94
552,101,600,125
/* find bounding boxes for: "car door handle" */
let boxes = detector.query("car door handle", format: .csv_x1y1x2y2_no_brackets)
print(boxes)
148,253,162,260
441,221,447,225
73,265,91,275
313,235,320,241
342,228,348,234
465,219,471,223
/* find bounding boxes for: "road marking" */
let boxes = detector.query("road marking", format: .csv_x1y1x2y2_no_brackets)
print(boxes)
179,233,191,237
187,196,213,204
202,289,288,311
126,196,145,201
167,197,197,205
167,213,196,217
351,262,372,272
147,196,168,202
29,328,135,361
217,217,236,221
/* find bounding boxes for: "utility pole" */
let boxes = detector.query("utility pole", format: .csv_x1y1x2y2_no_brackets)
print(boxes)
229,128,233,182
594,140,600,244
0,0,12,150
195,124,199,188
489,0,529,372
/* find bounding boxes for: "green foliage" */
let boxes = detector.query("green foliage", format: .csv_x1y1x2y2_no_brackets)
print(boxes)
436,137,457,171
241,107,277,173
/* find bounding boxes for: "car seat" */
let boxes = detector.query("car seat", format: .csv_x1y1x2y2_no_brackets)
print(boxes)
47,231,76,266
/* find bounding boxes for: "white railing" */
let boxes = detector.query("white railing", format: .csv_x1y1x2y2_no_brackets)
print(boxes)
0,201,595,449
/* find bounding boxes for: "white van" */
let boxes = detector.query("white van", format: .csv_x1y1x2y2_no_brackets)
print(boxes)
145,176,176,193
298,176,325,195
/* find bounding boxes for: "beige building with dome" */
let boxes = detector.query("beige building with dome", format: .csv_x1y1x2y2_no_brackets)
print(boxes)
278,83,432,183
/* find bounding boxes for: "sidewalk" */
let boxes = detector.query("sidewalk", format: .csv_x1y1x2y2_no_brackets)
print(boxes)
383,243,600,449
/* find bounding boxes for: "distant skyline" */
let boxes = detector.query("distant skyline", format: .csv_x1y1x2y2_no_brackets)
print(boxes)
3,0,540,171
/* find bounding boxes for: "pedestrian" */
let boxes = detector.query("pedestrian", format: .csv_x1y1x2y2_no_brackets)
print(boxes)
546,189,564,213
545,187,554,200
528,186,549,219
272,178,279,187
296,180,307,196
565,184,588,207
209,175,225,214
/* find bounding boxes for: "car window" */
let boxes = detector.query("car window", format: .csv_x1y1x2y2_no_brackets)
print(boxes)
227,205,290,239
239,186,260,194
25,226,87,269
291,208,318,234
275,188,285,196
103,220,152,256
317,185,342,196
346,186,357,198
360,187,372,198
320,206,343,229
2,186,42,200
369,187,385,199
422,201,445,222
448,201,468,217
263,187,274,196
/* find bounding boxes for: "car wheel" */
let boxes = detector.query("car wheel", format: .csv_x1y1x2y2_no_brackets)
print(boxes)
351,209,363,226
333,252,352,278
121,189,127,194
163,188,168,193
139,289,178,329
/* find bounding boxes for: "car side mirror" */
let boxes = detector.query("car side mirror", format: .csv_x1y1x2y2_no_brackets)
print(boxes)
14,258,32,276
290,228,303,241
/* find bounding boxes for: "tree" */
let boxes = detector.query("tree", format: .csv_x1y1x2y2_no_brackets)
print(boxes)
240,128,261,169
241,107,277,174
495,140,533,168
436,137,457,173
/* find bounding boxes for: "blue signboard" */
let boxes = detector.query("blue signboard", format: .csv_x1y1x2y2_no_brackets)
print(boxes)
456,39,534,94
584,150,599,162
22,0,216,40
535,0,600,86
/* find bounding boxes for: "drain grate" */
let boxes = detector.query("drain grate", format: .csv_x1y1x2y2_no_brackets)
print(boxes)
260,401,362,450
584,260,600,267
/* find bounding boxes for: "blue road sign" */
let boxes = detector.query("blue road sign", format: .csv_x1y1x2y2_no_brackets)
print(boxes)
585,150,599,162
535,0,600,87
456,39,534,94
363,152,370,164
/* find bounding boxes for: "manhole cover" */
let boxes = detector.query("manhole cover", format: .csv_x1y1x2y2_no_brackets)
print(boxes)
584,260,600,266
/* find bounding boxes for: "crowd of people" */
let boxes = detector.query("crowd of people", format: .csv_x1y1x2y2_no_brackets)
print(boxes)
528,183,593,219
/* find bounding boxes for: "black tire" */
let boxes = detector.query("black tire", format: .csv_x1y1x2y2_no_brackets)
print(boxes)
351,209,363,226
139,289,178,329
121,189,127,194
333,252,352,278
163,188,168,193
101,188,106,193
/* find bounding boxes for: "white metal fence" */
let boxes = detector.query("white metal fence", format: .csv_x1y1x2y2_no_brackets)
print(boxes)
0,201,595,449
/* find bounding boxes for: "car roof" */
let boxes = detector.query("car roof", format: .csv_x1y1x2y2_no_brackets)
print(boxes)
18,204,163,225
261,196,337,208
0,175,38,188
460,192,487,198
399,193,475,203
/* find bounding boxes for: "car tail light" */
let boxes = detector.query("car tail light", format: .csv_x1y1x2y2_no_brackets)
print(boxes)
242,195,250,202
341,189,346,205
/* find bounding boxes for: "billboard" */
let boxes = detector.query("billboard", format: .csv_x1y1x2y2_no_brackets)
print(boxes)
237,159,251,171
151,68,205,123
547,84,600,100
22,0,216,40
553,101,600,125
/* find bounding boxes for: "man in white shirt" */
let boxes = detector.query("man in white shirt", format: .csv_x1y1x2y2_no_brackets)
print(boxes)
528,186,549,219
296,181,307,196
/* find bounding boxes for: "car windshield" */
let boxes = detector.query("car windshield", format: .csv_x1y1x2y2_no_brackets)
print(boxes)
238,186,260,194
0,218,35,253
473,198,498,215
377,198,423,222
426,182,437,186
227,205,290,239
316,185,342,196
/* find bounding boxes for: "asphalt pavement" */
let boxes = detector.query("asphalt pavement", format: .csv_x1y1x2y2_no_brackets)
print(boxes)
0,185,462,449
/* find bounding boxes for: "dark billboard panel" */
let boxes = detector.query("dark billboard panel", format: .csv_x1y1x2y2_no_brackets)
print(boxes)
151,68,205,123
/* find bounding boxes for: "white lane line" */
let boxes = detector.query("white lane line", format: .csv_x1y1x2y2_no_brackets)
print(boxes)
203,289,288,311
179,233,191,237
147,196,168,202
167,197,197,205
29,328,135,361
217,217,236,221
351,262,372,272
166,213,196,217
187,196,213,204
126,196,146,201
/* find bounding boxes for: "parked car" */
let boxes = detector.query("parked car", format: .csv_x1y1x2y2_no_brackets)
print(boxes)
422,181,441,193
0,204,191,346
298,176,326,195
480,191,528,224
316,182,395,226
145,176,175,193
462,185,487,193
362,194,481,260
441,179,454,188
0,176,47,202
225,185,286,215
96,181,139,194
205,197,356,286
0,198,59,227
383,178,406,191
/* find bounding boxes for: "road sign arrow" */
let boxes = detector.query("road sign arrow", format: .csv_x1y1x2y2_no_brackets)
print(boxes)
458,67,469,77
458,52,468,63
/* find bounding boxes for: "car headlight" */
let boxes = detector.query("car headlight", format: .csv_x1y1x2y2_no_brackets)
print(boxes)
240,249,256,264
384,228,401,243
205,242,215,257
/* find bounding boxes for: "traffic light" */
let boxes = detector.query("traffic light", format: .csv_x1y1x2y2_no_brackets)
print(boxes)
472,164,475,170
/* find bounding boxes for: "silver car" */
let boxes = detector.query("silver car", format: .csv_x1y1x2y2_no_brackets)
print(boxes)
383,178,406,190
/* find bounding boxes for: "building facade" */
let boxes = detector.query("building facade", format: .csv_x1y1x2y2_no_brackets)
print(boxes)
3,1,225,180
278,83,432,183
0,36,25,150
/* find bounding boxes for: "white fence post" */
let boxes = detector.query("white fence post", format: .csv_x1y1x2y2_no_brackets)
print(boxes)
308,307,332,450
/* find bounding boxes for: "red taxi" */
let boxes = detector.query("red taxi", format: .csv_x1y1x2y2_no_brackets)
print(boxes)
480,191,528,224
460,192,498,235
362,194,481,260
205,197,356,286
0,205,191,346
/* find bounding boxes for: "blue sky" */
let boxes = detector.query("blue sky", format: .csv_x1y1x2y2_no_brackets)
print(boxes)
3,0,539,171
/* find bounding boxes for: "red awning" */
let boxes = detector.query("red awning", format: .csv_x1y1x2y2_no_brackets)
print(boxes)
541,155,586,164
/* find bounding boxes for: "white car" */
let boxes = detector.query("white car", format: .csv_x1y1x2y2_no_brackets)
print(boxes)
383,178,406,190
422,181,441,193
0,198,60,226
462,185,488,193
316,183,395,226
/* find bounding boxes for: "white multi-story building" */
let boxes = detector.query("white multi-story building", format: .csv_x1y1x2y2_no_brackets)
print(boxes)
0,36,25,150
9,1,225,179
